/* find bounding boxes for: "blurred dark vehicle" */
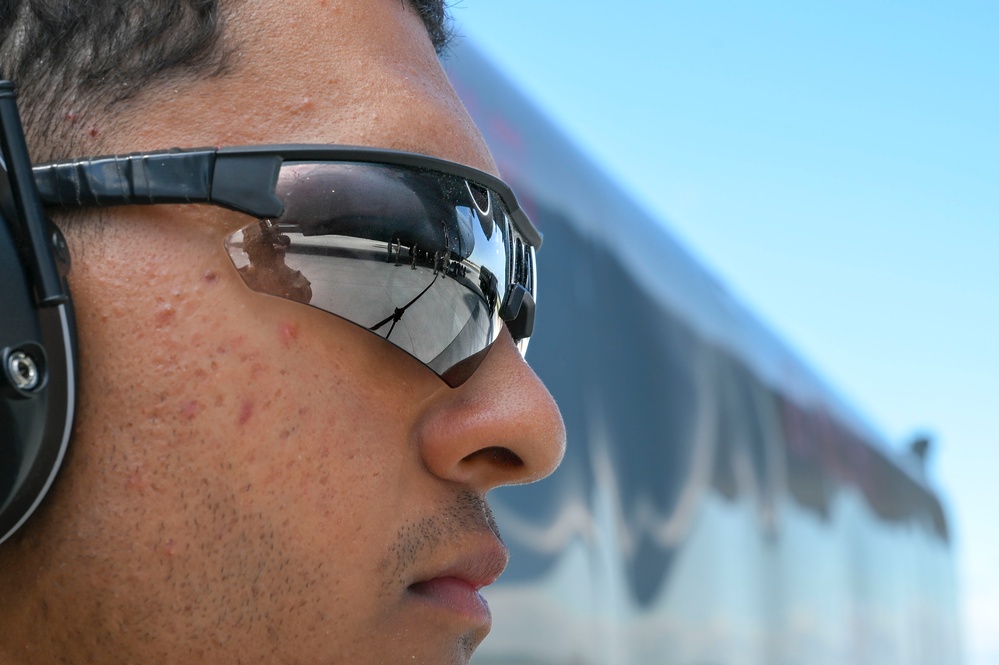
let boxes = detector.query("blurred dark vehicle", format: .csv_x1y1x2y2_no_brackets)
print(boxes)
448,42,961,665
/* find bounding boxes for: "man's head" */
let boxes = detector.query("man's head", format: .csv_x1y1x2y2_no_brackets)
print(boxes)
0,1,565,663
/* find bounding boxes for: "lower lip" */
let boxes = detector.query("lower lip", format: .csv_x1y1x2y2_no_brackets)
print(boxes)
408,577,492,623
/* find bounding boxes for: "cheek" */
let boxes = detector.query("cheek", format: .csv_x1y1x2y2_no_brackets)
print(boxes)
223,310,417,518
78,260,414,525
63,223,430,591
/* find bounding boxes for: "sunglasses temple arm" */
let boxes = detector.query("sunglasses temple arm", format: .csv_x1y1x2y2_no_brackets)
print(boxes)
33,149,217,208
33,150,284,220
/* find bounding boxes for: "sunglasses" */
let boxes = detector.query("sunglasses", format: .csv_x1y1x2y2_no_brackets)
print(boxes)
33,145,541,387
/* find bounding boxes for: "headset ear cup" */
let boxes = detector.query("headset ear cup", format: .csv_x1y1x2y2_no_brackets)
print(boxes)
0,80,79,544
0,200,77,546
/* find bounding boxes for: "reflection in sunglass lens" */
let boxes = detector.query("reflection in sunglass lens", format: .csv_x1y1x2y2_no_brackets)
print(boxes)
223,162,530,387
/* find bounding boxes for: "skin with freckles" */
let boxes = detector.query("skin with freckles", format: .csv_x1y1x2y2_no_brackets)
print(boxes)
0,1,565,663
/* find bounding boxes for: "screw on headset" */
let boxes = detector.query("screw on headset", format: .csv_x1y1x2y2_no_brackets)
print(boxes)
6,350,40,392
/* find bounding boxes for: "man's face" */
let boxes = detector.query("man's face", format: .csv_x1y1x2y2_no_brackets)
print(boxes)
13,1,565,663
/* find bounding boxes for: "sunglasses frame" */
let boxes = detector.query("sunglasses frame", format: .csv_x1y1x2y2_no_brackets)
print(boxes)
33,144,541,244
31,145,542,383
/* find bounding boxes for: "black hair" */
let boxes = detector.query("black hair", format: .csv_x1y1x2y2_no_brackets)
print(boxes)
0,0,452,161
410,0,452,56
0,0,230,160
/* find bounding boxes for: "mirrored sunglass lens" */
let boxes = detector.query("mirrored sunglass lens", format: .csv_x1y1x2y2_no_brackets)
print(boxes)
223,161,519,386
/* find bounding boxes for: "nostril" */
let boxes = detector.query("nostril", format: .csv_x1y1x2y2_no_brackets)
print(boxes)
464,446,523,469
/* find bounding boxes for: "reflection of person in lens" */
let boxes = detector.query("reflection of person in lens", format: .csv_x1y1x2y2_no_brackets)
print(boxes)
238,222,313,304
479,266,499,313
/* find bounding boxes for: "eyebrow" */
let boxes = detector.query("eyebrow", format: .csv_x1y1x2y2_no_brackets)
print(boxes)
406,0,453,54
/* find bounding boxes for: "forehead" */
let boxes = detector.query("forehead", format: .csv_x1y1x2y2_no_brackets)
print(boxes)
118,0,496,175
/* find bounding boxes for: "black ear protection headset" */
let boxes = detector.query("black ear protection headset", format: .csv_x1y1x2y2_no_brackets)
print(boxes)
0,80,77,545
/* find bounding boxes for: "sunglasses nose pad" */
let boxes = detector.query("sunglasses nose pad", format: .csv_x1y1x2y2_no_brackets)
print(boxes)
500,284,535,342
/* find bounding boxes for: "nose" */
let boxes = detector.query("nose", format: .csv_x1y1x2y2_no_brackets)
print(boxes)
414,330,566,492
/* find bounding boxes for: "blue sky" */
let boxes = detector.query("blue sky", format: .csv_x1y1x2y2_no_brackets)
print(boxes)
451,3,998,663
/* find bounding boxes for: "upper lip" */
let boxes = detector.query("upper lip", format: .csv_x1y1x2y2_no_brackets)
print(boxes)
411,535,510,591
